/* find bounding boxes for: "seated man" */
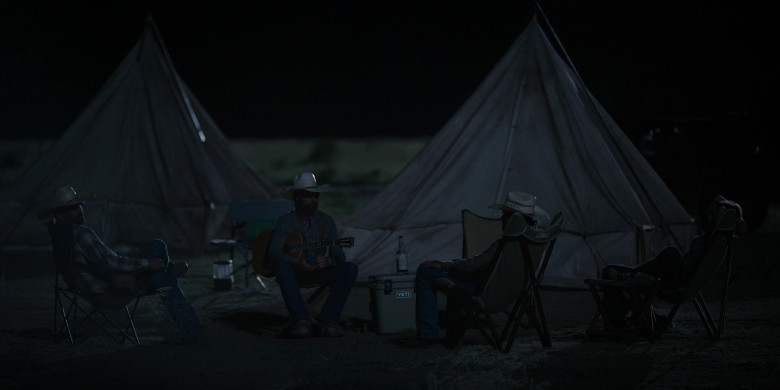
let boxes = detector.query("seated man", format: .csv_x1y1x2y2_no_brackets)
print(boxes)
268,172,358,338
39,185,202,343
414,191,550,347
600,195,747,328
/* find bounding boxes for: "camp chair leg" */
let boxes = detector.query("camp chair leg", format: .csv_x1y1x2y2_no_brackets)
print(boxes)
527,286,552,347
585,283,620,335
628,285,658,341
692,291,727,340
229,260,252,289
471,314,496,349
55,289,86,344
123,297,142,344
500,296,524,342
586,309,603,337
53,290,60,332
504,284,551,350
254,274,269,290
75,307,111,342
55,291,76,344
72,306,104,343
92,310,136,344
485,315,502,349
499,298,525,353
690,257,730,340
718,244,734,336
469,313,501,350
695,252,732,339
654,300,683,338
585,279,660,341
646,307,657,341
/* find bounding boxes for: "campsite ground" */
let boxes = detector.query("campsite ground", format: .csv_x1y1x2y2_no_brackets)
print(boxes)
2,138,779,388
1,222,779,389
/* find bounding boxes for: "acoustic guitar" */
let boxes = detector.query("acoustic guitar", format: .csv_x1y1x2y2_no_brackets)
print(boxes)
252,230,355,277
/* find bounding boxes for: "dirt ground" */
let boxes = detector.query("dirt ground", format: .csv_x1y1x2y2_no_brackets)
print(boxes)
1,231,779,390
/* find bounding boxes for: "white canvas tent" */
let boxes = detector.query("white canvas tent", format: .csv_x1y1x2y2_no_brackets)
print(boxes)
342,13,697,288
0,18,278,253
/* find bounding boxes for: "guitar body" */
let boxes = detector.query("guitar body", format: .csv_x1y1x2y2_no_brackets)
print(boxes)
283,232,309,260
252,231,355,277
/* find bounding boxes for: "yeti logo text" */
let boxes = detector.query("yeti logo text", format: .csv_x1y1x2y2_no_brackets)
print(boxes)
396,290,412,299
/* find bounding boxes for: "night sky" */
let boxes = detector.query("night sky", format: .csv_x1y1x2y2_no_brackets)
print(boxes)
0,1,772,140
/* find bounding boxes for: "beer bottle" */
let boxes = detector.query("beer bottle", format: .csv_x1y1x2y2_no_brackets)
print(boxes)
396,235,408,272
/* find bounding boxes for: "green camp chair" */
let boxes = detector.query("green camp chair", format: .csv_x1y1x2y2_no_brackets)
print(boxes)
210,200,293,289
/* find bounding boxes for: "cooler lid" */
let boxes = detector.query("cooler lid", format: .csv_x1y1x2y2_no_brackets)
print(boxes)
368,273,416,283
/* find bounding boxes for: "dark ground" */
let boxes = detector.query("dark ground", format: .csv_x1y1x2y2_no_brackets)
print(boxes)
1,225,779,389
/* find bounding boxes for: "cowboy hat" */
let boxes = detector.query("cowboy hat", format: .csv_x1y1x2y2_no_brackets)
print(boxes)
489,191,550,222
37,185,94,220
280,172,330,200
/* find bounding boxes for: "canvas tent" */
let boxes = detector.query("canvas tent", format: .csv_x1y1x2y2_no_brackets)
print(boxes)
341,13,697,288
0,18,278,253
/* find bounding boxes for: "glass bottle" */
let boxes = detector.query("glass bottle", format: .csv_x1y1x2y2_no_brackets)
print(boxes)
396,235,408,273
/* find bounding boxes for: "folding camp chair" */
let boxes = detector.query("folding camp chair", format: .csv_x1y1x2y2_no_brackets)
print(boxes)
584,199,743,341
438,211,564,353
49,221,144,344
54,276,143,344
210,200,293,289
461,209,503,257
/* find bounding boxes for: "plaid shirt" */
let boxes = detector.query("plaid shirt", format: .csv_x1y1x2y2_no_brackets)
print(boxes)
71,224,149,293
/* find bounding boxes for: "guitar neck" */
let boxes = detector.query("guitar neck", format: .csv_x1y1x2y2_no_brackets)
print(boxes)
291,239,337,252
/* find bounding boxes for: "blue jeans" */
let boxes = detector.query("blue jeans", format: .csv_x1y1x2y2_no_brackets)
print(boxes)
275,258,358,325
138,239,202,342
415,266,476,339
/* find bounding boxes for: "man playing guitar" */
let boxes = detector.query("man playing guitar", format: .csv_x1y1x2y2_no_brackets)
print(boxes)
267,172,358,339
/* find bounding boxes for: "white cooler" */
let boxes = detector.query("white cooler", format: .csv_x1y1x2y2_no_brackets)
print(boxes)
369,273,416,334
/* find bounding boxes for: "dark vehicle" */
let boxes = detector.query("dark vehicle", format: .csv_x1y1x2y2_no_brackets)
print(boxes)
624,114,775,231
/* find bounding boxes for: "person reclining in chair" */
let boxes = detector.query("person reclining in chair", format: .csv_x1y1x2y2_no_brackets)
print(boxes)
268,172,358,339
600,195,747,329
40,185,202,343
414,191,550,347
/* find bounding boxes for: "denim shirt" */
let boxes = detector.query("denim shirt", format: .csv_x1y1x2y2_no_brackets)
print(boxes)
268,210,347,266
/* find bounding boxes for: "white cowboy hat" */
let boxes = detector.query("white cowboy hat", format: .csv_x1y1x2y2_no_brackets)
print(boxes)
280,172,330,200
37,185,94,219
489,191,550,222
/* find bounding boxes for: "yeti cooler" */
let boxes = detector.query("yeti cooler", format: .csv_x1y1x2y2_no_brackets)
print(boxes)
369,273,416,334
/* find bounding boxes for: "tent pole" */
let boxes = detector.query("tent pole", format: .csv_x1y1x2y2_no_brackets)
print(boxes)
534,1,582,81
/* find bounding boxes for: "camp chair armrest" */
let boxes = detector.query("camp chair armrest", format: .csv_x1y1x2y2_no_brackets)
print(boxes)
209,238,237,246
584,277,657,289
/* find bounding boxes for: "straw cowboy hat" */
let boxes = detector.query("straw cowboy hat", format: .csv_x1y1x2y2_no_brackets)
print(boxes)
37,185,94,219
489,191,550,222
281,172,330,200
